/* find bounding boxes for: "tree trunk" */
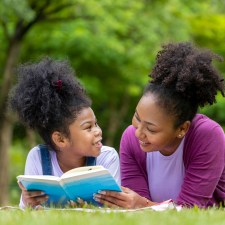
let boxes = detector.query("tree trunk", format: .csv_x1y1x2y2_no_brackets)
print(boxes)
0,41,21,205
26,128,37,149
105,94,130,147
0,112,13,205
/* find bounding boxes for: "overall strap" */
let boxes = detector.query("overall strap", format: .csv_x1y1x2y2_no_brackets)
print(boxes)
86,157,96,166
39,144,53,175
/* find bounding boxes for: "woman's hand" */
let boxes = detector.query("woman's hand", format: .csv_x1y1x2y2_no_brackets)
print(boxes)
18,181,48,208
93,186,155,209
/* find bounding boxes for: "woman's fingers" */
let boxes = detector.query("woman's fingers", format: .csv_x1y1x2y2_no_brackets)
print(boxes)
94,193,128,208
93,186,146,209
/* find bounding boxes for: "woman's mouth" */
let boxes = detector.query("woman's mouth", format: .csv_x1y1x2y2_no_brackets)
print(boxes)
139,140,150,146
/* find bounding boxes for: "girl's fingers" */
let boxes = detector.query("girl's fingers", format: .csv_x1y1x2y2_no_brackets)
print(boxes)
17,181,26,190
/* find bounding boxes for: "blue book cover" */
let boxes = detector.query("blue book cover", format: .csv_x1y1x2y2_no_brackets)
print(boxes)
17,165,121,207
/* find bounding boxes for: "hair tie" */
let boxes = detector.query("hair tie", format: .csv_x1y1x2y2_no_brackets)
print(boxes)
56,80,62,90
52,80,62,91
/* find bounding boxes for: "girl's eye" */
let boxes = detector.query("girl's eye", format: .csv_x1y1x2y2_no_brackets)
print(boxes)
86,126,92,130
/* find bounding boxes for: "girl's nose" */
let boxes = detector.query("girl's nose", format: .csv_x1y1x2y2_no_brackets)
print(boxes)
93,126,102,136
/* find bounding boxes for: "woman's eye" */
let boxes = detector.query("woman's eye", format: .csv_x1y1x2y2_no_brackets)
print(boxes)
135,114,140,122
146,127,156,133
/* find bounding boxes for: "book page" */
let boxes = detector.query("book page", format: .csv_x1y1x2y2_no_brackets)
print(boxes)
61,165,105,179
60,169,121,204
17,175,59,181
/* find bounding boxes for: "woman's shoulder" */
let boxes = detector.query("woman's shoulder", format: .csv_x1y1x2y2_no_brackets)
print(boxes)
122,125,136,135
184,114,225,157
188,114,224,136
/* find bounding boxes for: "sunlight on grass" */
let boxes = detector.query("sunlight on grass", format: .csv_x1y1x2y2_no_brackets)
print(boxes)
0,208,225,225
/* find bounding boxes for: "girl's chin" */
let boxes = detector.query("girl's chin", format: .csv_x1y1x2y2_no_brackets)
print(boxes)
92,146,102,156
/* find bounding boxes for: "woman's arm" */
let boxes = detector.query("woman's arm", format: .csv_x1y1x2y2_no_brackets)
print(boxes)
178,122,225,207
120,125,151,200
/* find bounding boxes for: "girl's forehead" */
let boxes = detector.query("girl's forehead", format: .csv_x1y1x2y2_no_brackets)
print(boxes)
75,107,95,121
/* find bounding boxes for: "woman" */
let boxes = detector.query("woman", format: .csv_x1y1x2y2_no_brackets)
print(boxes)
94,42,225,208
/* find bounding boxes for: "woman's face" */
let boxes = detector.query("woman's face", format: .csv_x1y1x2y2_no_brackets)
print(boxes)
132,93,183,156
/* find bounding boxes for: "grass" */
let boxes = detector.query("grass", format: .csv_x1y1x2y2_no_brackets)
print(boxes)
0,207,225,225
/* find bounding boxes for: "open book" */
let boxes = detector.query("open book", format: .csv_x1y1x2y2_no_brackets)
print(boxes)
17,165,121,206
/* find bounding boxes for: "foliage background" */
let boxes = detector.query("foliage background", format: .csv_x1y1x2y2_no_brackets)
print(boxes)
0,0,224,205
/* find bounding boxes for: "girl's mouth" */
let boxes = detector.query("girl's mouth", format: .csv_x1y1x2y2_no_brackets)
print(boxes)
94,140,102,148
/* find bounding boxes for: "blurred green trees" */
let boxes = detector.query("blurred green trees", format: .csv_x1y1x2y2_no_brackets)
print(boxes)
0,0,224,205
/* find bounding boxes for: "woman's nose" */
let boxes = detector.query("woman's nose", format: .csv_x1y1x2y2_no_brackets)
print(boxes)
135,124,145,140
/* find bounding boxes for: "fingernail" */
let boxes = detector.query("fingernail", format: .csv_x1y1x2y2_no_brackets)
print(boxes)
93,194,100,198
93,197,100,202
99,191,106,195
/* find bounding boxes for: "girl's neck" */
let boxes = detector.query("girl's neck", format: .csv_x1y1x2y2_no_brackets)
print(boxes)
56,152,86,173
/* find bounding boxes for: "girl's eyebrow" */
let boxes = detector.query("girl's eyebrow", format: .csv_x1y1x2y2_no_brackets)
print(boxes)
135,110,157,127
80,120,92,126
80,117,96,126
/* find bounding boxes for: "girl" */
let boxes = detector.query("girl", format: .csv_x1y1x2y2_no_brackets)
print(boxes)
9,57,120,209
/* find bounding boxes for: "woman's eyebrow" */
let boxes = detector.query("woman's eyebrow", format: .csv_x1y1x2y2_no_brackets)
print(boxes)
135,110,157,127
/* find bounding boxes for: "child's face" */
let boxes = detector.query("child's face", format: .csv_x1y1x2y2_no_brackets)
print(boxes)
66,107,103,158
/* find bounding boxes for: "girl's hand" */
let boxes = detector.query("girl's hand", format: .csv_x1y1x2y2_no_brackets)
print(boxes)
18,181,48,208
67,198,88,208
93,186,155,209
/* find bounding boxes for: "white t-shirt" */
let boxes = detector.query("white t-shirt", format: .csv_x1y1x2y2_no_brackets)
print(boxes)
19,145,120,208
147,138,185,202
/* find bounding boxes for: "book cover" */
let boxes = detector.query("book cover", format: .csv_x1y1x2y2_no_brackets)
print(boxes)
17,165,121,206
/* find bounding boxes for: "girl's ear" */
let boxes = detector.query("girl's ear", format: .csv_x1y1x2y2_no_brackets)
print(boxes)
177,120,191,138
51,131,67,148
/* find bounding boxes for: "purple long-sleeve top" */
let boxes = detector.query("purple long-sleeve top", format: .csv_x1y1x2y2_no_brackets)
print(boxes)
120,114,225,207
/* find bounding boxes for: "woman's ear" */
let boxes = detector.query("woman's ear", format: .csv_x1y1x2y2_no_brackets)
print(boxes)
177,121,191,138
51,131,67,149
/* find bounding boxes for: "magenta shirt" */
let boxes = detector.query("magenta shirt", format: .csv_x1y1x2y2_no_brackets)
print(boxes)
120,114,225,207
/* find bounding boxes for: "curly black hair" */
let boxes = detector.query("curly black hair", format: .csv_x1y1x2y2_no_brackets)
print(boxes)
9,57,91,147
144,42,225,128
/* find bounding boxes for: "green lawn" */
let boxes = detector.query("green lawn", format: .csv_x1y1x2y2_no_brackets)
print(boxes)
1,207,225,225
